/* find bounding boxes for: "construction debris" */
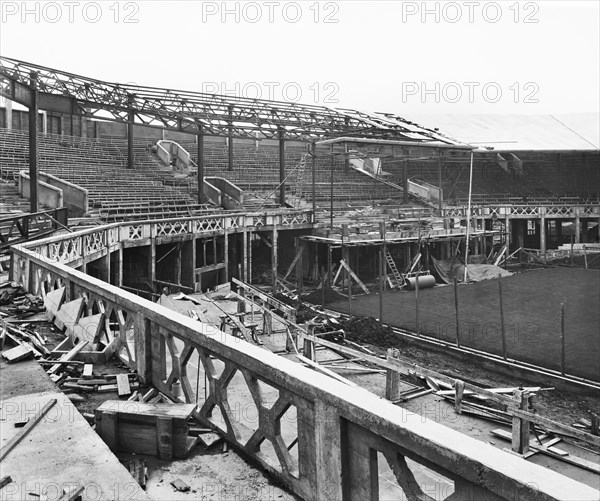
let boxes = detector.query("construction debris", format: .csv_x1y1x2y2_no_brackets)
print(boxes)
128,457,148,489
0,399,58,462
170,479,190,492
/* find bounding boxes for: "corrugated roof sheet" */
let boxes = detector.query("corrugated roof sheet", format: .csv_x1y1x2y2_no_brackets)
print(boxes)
408,113,599,151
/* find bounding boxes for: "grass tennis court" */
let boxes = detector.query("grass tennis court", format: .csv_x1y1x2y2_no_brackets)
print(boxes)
327,267,600,381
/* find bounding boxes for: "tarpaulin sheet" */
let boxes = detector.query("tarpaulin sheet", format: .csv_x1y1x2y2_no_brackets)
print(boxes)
431,257,511,284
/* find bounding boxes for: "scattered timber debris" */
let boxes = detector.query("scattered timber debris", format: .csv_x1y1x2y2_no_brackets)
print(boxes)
0,282,45,318
0,475,13,490
170,479,191,492
128,457,148,489
0,399,57,462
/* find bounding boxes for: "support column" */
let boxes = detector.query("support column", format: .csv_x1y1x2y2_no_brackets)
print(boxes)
311,142,316,215
330,143,335,230
5,98,12,130
127,108,134,169
41,111,48,134
575,209,581,244
540,209,547,255
223,233,229,283
438,153,443,214
149,238,156,292
197,130,204,204
243,230,249,283
272,226,278,290
403,157,409,205
279,129,286,206
581,220,588,243
116,245,123,287
228,105,234,171
504,215,511,251
175,244,182,285
28,71,39,213
248,231,253,284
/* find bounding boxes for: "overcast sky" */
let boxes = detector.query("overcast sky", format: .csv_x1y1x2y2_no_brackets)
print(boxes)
1,1,599,116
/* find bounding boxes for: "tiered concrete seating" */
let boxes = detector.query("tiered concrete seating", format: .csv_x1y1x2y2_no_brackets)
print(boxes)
382,152,600,206
176,141,407,209
0,129,211,221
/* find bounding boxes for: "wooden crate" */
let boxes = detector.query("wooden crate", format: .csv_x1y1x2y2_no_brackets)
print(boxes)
95,400,197,460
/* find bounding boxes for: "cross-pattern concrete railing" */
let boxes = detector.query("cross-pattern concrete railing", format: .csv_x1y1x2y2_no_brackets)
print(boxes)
442,205,600,219
9,215,599,501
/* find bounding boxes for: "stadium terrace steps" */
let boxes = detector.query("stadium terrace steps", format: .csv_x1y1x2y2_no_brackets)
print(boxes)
0,129,212,222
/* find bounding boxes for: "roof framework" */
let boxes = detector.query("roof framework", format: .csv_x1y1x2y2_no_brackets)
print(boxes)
0,56,465,144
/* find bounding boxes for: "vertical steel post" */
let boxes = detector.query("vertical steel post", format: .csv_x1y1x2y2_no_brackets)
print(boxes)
197,128,204,204
28,71,39,213
279,129,286,206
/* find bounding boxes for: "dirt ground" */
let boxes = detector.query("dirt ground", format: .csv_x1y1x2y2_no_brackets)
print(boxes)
325,267,600,381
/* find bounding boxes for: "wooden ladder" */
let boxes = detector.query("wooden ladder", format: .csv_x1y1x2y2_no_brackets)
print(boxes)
384,249,403,288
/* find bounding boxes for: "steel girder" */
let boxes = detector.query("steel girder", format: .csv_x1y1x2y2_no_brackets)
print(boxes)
0,56,463,144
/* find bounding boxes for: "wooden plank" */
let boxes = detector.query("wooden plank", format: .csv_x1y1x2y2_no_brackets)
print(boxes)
0,475,13,489
196,432,222,448
282,246,304,282
96,400,195,419
116,373,131,397
339,259,370,295
0,323,7,350
491,429,600,474
307,336,600,448
82,364,93,378
170,479,190,492
296,354,358,388
1,343,34,363
57,486,85,501
0,399,57,461
47,340,89,375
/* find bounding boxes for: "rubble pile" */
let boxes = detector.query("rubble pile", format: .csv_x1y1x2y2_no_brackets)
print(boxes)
338,316,404,347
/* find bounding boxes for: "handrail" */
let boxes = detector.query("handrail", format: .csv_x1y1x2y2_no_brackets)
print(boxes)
7,212,599,501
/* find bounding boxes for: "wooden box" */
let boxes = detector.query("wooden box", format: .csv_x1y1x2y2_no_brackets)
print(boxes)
95,400,197,460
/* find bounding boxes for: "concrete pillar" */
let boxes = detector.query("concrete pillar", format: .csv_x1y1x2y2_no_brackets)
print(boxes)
312,401,343,500
581,220,589,243
575,209,581,244
116,245,123,287
505,215,511,251
540,211,547,254
41,111,48,134
5,98,12,130
149,238,156,291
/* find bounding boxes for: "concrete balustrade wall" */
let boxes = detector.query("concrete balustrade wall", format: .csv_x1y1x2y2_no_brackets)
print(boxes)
8,212,600,501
